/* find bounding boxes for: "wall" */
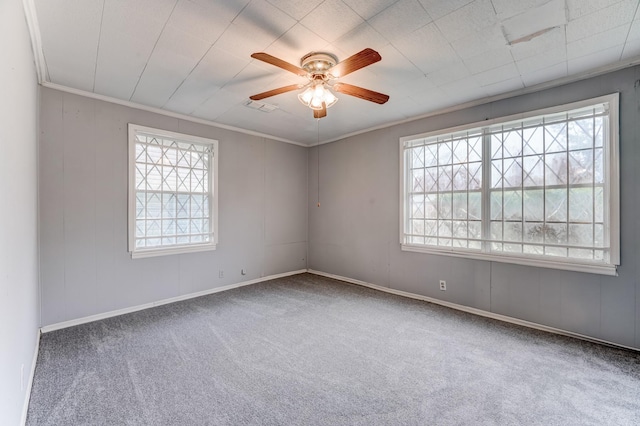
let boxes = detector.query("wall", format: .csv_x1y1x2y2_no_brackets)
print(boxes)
0,0,41,424
309,66,640,350
39,88,307,326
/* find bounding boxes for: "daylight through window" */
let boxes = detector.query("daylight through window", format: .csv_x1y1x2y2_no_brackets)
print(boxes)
128,124,218,258
400,94,619,275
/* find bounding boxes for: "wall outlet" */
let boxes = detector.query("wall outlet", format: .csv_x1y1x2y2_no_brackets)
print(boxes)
218,270,224,278
439,280,446,291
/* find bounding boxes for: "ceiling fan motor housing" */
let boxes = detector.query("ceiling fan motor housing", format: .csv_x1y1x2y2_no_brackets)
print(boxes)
300,52,338,75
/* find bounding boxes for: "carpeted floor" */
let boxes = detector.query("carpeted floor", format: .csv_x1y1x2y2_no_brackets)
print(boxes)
27,273,640,425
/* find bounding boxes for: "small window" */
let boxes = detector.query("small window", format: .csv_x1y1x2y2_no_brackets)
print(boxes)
400,94,619,275
128,124,218,258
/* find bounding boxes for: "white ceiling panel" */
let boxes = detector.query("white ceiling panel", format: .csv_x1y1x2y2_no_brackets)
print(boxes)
463,48,514,74
189,0,251,22
568,44,625,75
368,0,433,42
393,75,437,98
622,19,640,59
450,25,507,59
266,0,324,20
566,0,632,21
35,0,104,90
515,48,566,74
131,25,212,106
343,0,399,20
491,0,552,18
214,0,296,59
434,0,498,43
521,62,568,87
266,24,331,62
163,48,249,114
482,76,525,97
93,30,157,100
170,0,233,44
370,44,424,87
472,62,520,87
300,0,364,42
221,63,286,100
439,77,487,106
567,25,630,59
192,88,245,121
394,23,457,75
334,23,389,56
418,0,473,20
565,0,637,42
93,0,176,99
427,63,470,87
32,0,640,145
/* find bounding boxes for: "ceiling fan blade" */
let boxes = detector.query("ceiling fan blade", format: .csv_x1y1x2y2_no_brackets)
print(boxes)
328,48,382,78
333,83,389,104
249,84,303,101
313,103,327,119
251,52,308,77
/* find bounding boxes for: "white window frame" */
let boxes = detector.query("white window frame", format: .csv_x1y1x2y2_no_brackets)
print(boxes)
399,94,620,276
128,124,219,259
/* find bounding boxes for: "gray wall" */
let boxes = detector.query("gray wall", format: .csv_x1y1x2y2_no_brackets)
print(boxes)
309,66,640,350
39,88,308,326
0,0,40,424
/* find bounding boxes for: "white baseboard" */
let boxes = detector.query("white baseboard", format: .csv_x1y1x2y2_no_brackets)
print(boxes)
40,270,307,333
307,269,639,353
21,330,40,426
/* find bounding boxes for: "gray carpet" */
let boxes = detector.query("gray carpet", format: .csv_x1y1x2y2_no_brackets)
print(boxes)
27,273,640,425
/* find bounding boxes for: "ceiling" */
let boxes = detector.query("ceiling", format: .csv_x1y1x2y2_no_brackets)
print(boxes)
31,0,640,145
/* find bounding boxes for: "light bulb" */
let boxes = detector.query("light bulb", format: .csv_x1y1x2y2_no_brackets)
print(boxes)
323,89,337,108
298,82,338,111
310,96,323,109
297,86,314,106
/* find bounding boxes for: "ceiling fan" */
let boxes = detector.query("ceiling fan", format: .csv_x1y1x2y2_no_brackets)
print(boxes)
249,48,390,119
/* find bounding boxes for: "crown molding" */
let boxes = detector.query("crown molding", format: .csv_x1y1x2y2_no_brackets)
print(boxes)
22,0,47,84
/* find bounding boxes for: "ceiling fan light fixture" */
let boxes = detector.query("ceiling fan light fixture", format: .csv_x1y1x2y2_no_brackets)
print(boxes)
298,82,337,111
250,48,387,118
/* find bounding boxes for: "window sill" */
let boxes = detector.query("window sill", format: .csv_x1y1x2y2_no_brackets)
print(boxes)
131,243,217,259
400,244,618,276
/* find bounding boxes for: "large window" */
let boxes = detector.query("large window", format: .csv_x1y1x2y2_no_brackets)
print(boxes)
400,94,619,275
128,124,218,258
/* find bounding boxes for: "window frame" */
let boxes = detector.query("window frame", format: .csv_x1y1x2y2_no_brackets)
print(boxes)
128,123,219,259
399,93,620,276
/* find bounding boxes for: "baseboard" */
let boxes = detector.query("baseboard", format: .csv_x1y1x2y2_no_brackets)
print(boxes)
20,330,40,426
40,270,307,333
307,269,639,353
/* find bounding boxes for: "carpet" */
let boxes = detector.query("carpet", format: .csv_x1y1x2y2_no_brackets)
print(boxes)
27,273,640,425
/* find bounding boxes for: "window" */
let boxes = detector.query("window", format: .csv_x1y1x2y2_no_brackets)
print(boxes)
128,124,218,258
400,94,619,275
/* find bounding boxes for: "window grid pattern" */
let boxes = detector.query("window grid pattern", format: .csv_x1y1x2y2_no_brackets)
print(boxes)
134,134,212,249
488,107,607,261
406,131,483,249
403,102,611,265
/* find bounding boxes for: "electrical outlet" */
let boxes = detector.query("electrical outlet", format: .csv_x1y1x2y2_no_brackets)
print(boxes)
439,280,446,291
218,270,224,278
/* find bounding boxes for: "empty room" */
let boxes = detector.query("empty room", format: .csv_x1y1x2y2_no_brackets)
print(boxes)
3,0,640,424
